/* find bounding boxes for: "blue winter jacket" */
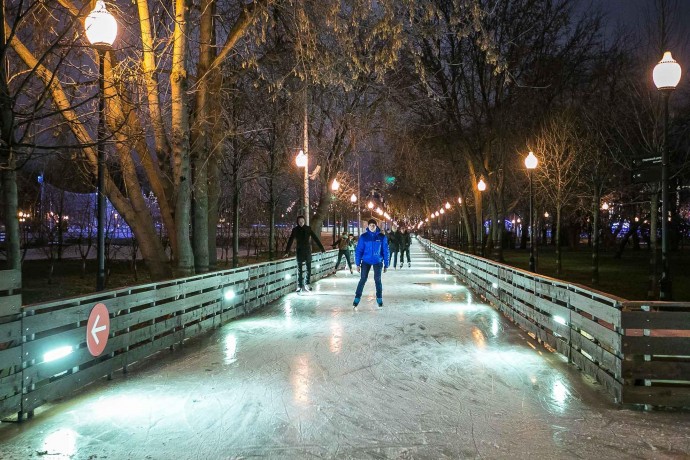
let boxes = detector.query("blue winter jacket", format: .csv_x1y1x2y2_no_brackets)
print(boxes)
355,227,390,267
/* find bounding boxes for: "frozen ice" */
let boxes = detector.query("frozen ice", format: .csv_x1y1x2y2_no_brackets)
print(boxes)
0,241,688,459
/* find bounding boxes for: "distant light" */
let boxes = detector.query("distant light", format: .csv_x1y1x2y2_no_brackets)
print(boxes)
492,282,498,289
44,346,73,363
477,179,487,192
554,316,567,326
445,202,451,209
285,274,292,280
331,178,340,191
223,290,235,301
467,269,472,274
316,264,321,269
457,197,462,204
367,201,374,209
524,151,538,170
440,209,445,214
601,202,609,211
295,150,307,168
350,194,357,203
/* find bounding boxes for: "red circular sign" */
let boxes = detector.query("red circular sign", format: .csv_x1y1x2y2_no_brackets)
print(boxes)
87,303,110,357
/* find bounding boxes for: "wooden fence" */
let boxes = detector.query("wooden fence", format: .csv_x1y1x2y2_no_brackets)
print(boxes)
0,252,336,421
419,238,690,407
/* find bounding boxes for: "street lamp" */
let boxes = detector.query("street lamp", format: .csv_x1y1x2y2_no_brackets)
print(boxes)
330,178,340,240
85,0,117,291
295,149,310,224
525,151,538,272
653,51,680,300
477,178,486,256
350,193,357,234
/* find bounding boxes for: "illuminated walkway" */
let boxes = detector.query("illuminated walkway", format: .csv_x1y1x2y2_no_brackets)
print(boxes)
1,241,689,458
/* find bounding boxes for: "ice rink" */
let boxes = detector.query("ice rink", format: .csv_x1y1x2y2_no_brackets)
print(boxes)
1,241,689,459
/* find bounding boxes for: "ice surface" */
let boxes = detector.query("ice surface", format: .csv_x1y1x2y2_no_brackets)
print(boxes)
1,241,689,459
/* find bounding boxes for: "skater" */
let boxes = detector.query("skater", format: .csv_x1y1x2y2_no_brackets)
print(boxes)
386,223,402,269
284,215,326,292
353,218,389,308
400,226,411,268
331,233,354,274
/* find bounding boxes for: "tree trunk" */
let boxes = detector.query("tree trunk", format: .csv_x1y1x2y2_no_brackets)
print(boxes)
0,6,19,271
232,172,240,268
207,155,220,270
171,0,194,276
268,180,276,260
556,206,562,276
591,190,600,286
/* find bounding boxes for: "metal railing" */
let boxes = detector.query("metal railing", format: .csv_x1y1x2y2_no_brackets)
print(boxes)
419,238,690,407
0,252,336,420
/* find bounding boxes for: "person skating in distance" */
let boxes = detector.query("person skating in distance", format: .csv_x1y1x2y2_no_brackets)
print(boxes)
399,226,411,268
353,218,390,308
331,233,354,274
283,215,325,292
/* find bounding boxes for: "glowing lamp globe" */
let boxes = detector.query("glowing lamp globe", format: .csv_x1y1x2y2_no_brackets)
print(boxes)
653,52,682,90
331,178,340,191
350,193,357,203
445,202,451,209
85,1,118,48
295,150,307,168
477,179,487,192
525,151,538,170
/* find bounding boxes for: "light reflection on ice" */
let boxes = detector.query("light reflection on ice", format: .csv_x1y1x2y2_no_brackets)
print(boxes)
284,300,293,328
472,327,486,348
291,355,311,405
330,318,343,354
42,428,77,459
224,334,238,364
491,316,499,336
552,378,569,411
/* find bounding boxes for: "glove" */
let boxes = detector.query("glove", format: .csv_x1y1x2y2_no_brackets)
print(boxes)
356,266,361,273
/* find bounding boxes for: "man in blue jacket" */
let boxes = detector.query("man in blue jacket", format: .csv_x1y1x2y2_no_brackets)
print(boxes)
353,218,390,308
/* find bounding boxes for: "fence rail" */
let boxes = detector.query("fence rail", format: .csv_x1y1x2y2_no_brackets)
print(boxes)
0,252,336,420
419,238,690,408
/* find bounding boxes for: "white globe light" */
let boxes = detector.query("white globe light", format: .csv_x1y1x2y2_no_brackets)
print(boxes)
477,179,487,192
653,51,682,90
85,1,118,48
295,150,307,168
331,178,340,191
350,193,357,203
525,151,538,170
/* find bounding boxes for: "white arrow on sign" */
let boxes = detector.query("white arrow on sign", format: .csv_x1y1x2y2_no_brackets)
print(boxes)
91,314,107,345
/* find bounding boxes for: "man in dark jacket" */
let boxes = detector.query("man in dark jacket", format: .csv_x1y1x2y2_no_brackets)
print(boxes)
284,215,325,292
386,223,402,269
399,227,411,268
353,218,389,308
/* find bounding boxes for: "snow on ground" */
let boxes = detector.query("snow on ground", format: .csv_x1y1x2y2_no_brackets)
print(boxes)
1,241,689,459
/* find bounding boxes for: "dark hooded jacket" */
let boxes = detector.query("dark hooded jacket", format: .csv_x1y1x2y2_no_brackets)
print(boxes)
285,220,325,256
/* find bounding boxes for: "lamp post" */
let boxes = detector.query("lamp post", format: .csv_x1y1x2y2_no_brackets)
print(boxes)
331,178,340,241
85,0,117,291
477,178,486,256
295,149,310,225
653,51,681,301
444,202,451,245
350,193,357,234
457,197,463,249
525,151,538,272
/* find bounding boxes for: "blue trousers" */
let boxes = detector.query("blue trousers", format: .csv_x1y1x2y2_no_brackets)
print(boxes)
355,262,383,299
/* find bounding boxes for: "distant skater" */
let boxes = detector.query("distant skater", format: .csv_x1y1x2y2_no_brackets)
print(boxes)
332,233,354,274
353,219,389,308
386,223,402,269
284,215,325,292
399,227,411,268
